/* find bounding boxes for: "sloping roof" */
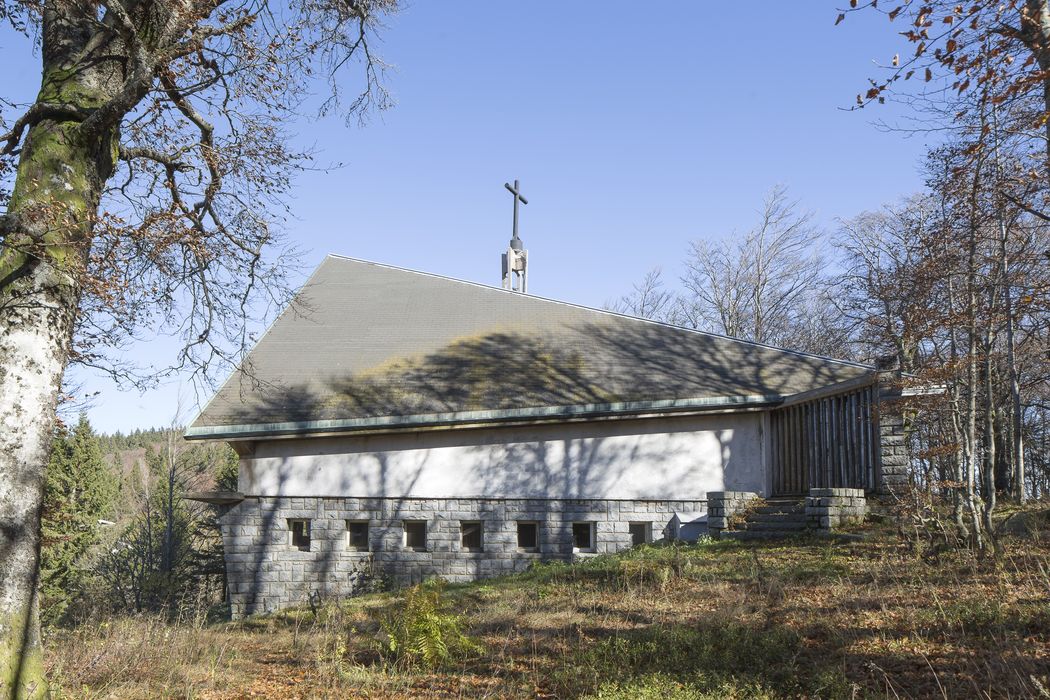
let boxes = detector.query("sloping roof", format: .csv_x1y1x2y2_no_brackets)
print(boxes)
187,256,874,439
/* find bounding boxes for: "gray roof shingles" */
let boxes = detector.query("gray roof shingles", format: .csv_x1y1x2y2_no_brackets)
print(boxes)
189,256,873,434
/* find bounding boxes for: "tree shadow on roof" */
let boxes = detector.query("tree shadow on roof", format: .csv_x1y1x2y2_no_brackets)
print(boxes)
208,321,869,427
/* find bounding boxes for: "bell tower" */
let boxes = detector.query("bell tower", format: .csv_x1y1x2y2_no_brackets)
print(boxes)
501,179,528,293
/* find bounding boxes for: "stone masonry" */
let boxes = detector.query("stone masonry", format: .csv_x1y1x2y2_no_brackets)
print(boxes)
876,358,909,497
805,487,866,530
219,496,705,618
706,491,760,538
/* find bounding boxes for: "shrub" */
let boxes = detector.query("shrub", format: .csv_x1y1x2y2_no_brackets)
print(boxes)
551,620,850,698
376,580,482,669
584,672,776,700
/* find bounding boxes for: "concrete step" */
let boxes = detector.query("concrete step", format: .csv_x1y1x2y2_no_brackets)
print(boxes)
720,530,803,541
742,520,810,532
743,514,806,524
751,504,806,516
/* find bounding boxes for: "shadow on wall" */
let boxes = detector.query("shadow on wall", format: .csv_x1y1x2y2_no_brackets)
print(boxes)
240,414,758,500
217,320,858,614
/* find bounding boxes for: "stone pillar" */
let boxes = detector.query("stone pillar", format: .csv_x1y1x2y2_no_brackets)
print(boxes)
707,491,759,539
806,487,866,531
875,356,909,497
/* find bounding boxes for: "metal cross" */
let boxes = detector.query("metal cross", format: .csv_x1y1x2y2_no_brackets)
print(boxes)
504,179,528,247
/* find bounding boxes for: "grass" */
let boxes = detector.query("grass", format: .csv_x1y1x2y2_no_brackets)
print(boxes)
43,521,1050,698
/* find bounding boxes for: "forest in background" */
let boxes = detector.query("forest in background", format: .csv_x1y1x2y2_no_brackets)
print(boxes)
40,418,236,628
607,61,1050,547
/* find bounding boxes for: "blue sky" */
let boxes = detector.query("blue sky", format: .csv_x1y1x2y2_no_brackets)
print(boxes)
3,3,929,433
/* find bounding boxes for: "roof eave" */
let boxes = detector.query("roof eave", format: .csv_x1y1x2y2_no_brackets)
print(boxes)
184,394,785,442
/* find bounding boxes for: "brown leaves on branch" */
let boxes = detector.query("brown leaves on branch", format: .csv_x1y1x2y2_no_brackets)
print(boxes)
838,1,1048,116
1,0,401,388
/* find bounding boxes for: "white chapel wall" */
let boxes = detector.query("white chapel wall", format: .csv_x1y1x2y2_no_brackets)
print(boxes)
239,412,767,500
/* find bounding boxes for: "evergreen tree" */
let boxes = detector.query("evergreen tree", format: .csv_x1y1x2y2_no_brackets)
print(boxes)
40,415,116,625
216,447,240,492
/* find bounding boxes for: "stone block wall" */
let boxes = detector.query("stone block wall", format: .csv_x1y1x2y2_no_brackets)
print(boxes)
707,491,759,537
805,487,866,530
876,361,909,497
219,495,705,618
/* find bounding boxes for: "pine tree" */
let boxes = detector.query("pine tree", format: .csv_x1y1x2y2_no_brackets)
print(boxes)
39,415,116,625
216,447,240,492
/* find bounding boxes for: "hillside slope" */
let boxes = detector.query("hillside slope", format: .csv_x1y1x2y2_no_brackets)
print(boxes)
44,521,1050,699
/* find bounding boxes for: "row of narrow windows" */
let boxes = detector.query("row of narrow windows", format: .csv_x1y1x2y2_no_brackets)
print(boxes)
287,518,653,553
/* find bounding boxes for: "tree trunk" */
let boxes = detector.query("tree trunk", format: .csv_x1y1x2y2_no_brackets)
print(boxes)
983,341,998,543
991,96,1027,504
0,70,117,697
1023,0,1050,174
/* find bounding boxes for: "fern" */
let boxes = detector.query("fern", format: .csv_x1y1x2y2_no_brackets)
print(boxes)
377,580,482,669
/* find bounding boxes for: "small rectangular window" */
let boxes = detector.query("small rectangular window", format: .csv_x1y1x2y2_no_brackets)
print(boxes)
629,522,651,546
347,521,370,550
572,522,595,552
403,520,427,550
517,521,539,550
289,519,311,552
460,521,483,551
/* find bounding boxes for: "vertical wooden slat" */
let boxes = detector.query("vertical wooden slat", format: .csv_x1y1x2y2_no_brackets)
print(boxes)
821,398,829,488
773,411,781,495
866,388,873,489
843,393,852,488
829,397,837,487
848,391,858,488
838,395,847,487
816,400,823,488
812,401,820,489
785,408,791,494
807,403,815,490
856,390,864,489
808,402,814,489
776,409,784,495
810,402,818,489
845,393,853,487
789,405,797,493
860,388,869,489
772,411,781,497
867,386,877,491
859,389,868,489
774,410,780,495
823,399,831,488
831,396,839,484
824,398,831,487
790,406,797,495
795,405,803,493
776,411,785,493
831,396,839,491
782,409,789,494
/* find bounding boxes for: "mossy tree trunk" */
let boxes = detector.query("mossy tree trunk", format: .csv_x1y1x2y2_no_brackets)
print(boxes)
1,1,395,695
0,56,120,698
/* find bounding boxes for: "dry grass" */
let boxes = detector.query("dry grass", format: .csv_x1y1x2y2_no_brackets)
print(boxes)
44,522,1050,699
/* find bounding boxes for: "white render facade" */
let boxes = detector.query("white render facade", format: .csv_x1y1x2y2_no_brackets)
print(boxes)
217,412,764,617
239,413,768,500
189,257,893,617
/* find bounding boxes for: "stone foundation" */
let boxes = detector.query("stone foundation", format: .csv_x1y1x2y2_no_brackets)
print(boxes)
707,491,760,537
806,487,866,530
219,496,705,617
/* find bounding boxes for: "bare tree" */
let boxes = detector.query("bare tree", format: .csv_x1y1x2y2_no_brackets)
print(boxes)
840,1,1050,173
837,122,1050,547
605,267,676,322
679,186,826,349
0,1,399,694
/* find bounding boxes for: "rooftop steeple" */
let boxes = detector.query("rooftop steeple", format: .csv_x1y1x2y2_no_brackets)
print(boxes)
501,179,528,293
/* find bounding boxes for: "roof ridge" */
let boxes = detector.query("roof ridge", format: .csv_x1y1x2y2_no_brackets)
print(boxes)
325,254,873,371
